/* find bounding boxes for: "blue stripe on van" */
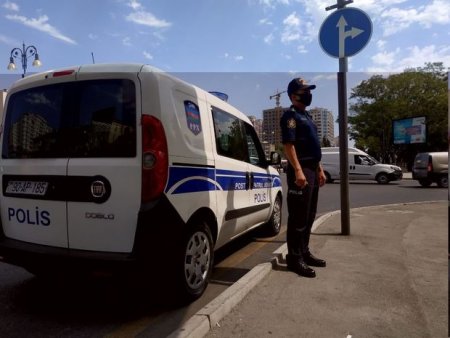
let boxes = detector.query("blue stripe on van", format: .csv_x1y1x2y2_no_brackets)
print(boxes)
272,176,282,187
216,169,247,191
172,179,219,194
165,166,281,194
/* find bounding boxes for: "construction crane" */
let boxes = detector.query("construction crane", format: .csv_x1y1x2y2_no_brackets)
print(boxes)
269,89,286,108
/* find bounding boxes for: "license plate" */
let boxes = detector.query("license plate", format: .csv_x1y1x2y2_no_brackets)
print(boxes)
6,181,48,196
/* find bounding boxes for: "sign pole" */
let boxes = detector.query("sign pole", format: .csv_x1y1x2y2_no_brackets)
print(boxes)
327,0,352,235
320,0,372,235
338,58,350,235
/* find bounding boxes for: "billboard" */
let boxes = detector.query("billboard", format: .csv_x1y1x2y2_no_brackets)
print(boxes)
392,116,426,144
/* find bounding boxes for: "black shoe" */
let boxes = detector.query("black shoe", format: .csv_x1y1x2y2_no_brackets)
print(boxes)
286,255,316,278
304,253,326,267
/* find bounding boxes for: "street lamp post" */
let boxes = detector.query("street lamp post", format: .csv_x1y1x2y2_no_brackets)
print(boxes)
7,42,41,78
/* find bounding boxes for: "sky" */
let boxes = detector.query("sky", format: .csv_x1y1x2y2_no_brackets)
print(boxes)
0,0,449,127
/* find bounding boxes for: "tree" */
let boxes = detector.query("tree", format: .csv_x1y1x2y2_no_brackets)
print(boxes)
348,63,448,168
321,136,331,147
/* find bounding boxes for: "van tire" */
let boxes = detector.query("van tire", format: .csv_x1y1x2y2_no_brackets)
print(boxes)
264,194,282,236
177,222,214,302
376,173,389,184
437,175,448,188
324,171,334,183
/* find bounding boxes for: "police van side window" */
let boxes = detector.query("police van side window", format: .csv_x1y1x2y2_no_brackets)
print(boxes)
244,122,267,168
212,107,248,162
2,80,136,159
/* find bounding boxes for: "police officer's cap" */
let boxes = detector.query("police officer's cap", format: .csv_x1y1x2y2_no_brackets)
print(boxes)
287,78,316,96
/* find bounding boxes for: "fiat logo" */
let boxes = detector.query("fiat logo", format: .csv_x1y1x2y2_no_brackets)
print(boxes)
91,180,106,198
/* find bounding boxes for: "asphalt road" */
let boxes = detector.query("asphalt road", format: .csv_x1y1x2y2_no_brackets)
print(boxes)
0,176,446,337
317,177,448,214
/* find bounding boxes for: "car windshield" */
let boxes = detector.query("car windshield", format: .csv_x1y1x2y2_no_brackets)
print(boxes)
367,155,379,164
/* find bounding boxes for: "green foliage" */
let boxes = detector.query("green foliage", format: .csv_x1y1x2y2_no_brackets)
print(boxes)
349,62,448,168
321,136,331,147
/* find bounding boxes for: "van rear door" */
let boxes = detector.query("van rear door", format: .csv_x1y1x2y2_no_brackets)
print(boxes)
1,84,69,248
66,75,141,253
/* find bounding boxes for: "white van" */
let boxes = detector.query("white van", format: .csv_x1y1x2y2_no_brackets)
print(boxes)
0,64,282,301
321,147,402,184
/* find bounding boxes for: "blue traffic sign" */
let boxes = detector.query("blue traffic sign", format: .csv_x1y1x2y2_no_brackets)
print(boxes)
319,7,372,58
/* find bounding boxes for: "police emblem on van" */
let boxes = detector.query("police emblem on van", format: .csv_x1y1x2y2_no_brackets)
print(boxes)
184,100,201,135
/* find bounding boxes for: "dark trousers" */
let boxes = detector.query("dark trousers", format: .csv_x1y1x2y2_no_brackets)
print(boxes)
286,164,319,258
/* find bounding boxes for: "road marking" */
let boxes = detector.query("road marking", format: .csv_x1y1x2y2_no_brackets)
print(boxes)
104,314,163,338
215,237,274,269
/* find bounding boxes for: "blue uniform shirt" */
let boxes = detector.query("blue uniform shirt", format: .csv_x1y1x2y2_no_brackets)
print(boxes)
280,106,322,163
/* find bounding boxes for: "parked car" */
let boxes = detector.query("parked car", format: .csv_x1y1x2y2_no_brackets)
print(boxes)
412,152,448,188
0,64,282,302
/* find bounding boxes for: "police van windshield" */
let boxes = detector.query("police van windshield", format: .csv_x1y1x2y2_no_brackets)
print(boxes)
367,155,379,164
2,79,136,159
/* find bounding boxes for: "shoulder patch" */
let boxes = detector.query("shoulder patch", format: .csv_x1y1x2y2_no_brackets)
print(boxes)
287,118,296,129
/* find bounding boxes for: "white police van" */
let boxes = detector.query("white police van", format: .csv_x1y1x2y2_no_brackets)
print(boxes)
0,64,282,301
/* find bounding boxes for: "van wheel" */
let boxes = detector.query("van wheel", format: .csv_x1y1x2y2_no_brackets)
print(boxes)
265,194,282,236
325,172,334,183
418,179,432,187
177,222,214,302
437,176,448,188
376,173,389,184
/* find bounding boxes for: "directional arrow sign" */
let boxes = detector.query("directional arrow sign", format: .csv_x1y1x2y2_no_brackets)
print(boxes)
319,7,372,58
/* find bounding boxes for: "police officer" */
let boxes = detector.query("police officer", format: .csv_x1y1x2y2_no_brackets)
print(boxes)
280,77,327,278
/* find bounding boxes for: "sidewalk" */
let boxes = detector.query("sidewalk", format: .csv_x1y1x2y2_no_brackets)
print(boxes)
203,201,448,338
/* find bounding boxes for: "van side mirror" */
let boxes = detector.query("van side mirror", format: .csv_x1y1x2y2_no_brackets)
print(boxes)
269,151,281,165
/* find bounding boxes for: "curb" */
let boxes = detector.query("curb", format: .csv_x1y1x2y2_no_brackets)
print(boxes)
167,200,443,338
167,262,272,338
166,211,336,338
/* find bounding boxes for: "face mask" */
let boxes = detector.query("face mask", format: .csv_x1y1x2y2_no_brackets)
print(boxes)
294,93,312,106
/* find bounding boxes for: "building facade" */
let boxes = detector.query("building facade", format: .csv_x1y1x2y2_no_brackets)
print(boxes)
262,106,289,151
261,106,335,155
309,107,335,146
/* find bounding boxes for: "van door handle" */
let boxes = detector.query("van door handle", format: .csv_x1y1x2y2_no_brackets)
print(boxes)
245,172,250,190
250,172,254,190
